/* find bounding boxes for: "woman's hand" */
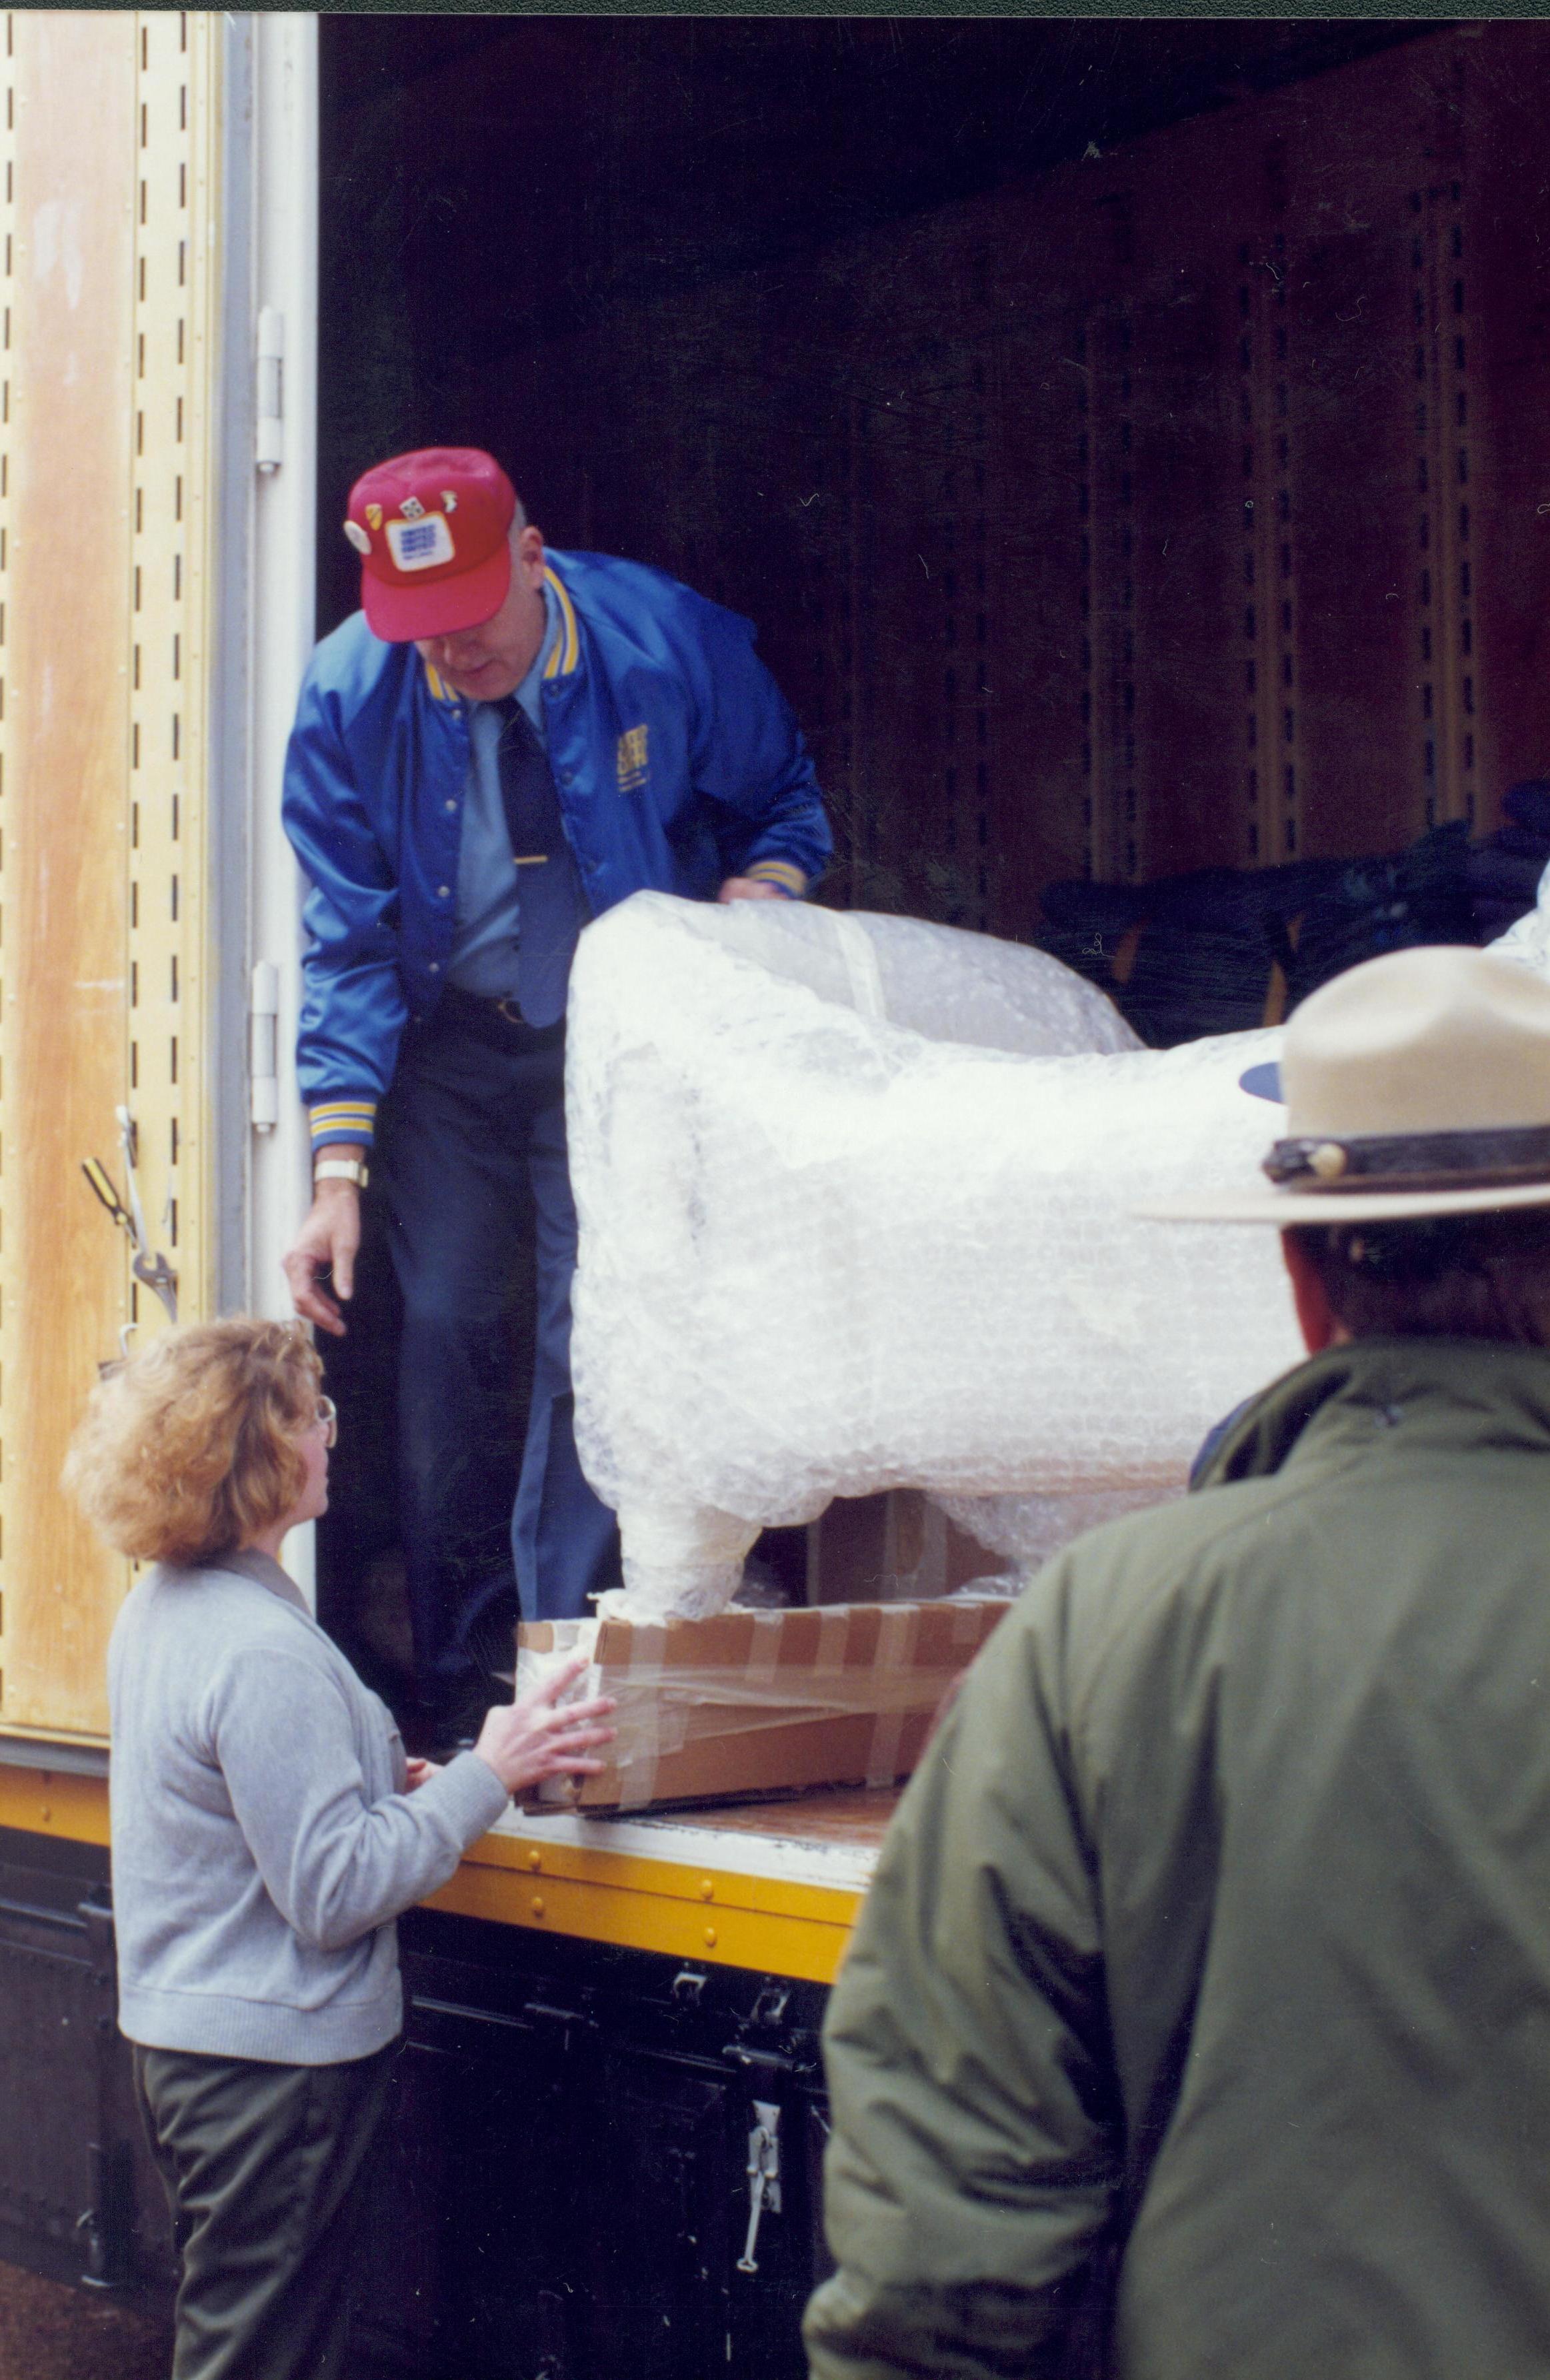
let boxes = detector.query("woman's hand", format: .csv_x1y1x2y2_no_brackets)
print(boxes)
404,1758,443,1791
473,1654,617,1797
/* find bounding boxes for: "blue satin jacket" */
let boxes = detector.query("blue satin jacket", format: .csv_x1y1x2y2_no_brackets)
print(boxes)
283,549,833,1148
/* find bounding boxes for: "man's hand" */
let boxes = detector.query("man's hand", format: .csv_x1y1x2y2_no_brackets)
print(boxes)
473,1654,617,1797
282,1168,363,1337
717,876,785,902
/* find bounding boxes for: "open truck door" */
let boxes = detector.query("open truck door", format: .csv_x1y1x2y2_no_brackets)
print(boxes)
0,12,315,1744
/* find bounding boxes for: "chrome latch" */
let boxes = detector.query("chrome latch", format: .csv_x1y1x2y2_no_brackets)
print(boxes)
735,2100,781,2275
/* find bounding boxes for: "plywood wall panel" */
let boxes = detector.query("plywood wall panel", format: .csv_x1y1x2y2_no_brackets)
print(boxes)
1463,38,1550,805
1124,285,1244,882
1,11,137,1734
1290,219,1419,860
485,24,1550,924
993,278,1090,924
0,12,221,1743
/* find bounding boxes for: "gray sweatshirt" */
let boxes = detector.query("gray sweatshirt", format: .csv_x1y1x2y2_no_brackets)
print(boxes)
108,1548,510,2063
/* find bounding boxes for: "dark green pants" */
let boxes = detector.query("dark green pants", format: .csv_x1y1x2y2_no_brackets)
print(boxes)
133,2038,399,2380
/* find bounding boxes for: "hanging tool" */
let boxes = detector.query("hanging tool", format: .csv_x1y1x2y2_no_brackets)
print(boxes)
81,1106,179,1335
735,2101,783,2275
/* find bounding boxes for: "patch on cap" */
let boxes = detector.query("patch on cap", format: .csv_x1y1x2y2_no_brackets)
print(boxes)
385,513,455,573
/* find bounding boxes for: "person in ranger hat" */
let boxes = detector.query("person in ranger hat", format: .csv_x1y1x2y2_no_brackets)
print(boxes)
807,944,1550,2380
281,449,830,1750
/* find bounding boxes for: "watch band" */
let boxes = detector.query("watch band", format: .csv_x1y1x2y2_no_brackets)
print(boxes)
314,1158,369,1190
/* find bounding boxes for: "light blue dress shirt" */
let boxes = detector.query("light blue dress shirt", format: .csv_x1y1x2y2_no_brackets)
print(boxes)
446,581,561,998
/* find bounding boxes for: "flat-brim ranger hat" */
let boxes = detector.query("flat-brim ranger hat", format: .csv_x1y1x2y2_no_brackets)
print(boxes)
1142,944,1550,1224
344,448,517,642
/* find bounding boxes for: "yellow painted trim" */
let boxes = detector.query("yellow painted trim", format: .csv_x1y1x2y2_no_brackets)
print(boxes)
747,860,807,895
427,1860,852,1984
0,1764,859,1984
423,660,449,702
0,1763,111,1848
429,1823,859,1983
543,567,581,678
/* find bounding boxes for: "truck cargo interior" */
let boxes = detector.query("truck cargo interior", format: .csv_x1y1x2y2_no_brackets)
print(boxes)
309,17,1550,1701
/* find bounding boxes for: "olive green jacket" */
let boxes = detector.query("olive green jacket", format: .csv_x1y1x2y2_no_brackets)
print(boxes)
807,1339,1550,2380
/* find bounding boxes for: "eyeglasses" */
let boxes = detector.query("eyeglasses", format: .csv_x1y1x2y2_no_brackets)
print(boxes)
313,1396,338,1448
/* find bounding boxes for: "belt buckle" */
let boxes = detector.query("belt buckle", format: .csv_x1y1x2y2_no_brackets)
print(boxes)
494,996,526,1026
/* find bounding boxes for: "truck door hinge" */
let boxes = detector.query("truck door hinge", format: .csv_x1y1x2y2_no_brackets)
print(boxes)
250,962,279,1131
735,2100,782,2275
256,309,284,475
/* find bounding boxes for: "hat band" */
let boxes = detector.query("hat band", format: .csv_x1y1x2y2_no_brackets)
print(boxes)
1264,1123,1550,1192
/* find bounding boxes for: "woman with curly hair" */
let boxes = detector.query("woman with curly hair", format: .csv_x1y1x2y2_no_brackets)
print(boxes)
65,1316,613,2380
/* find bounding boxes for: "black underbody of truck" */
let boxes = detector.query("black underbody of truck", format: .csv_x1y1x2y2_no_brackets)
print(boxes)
0,1820,830,2380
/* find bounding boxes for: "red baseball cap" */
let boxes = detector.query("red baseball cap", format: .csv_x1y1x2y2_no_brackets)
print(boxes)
344,447,517,641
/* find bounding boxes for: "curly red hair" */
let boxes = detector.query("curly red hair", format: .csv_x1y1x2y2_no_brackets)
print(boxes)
63,1318,323,1566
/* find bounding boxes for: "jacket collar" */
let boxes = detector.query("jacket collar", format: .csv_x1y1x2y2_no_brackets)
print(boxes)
541,565,581,679
419,561,580,706
201,1546,311,1615
1194,1336,1550,1492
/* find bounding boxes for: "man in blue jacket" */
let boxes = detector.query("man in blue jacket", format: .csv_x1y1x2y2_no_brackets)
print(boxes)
282,447,831,1747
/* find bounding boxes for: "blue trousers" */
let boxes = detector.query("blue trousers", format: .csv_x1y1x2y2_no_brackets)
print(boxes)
373,994,619,1731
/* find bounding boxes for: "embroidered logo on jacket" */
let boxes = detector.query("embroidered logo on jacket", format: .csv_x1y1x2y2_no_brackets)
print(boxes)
616,724,650,792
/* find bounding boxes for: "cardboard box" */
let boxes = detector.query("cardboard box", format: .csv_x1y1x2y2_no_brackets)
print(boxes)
516,1594,1012,1814
806,1489,1013,1604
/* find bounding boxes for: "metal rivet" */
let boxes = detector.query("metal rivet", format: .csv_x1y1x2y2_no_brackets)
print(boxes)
531,1896,545,1919
527,1849,542,1872
1308,1142,1347,1180
703,1927,717,1947
699,1879,714,1901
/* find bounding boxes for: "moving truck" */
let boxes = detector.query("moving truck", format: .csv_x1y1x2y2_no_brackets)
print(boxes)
0,25,939,2368
3,16,1550,2373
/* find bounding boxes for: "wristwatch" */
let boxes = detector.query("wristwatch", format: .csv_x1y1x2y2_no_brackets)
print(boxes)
314,1158,369,1190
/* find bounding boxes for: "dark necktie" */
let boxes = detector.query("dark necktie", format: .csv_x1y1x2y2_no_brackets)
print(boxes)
495,699,590,1028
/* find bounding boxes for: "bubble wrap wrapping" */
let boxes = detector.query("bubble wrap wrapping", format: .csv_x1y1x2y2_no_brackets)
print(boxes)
1491,870,1550,974
567,894,1301,1618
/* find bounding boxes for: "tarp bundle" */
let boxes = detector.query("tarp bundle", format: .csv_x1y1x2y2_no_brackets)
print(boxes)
567,894,1303,1619
1037,822,1483,1047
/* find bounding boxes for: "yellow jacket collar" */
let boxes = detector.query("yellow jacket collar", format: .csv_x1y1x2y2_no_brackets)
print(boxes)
543,566,581,679
417,566,579,704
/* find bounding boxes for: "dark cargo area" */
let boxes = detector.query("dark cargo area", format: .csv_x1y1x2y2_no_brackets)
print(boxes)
311,9,1550,1736
319,18,1520,942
